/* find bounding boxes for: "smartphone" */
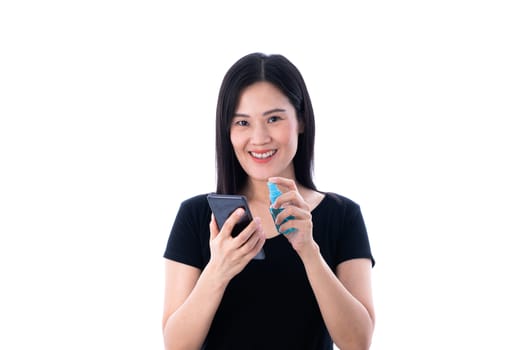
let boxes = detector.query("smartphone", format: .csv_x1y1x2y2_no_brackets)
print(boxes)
207,194,265,260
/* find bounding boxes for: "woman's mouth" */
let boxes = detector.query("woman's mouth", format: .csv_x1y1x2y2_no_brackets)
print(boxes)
249,149,277,161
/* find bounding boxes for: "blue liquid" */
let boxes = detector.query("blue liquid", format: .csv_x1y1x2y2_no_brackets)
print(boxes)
268,182,296,234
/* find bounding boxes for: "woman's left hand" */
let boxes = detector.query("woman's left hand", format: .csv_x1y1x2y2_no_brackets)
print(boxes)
268,177,316,256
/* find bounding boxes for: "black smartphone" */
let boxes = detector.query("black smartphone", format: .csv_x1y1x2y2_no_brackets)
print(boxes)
207,194,265,260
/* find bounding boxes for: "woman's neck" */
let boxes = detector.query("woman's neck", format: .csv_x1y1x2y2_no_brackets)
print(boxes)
242,176,308,205
242,178,273,205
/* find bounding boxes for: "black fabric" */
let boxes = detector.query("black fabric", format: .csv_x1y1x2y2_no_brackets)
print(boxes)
164,192,374,350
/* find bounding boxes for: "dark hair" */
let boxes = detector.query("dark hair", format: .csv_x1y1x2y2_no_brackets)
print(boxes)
215,53,316,194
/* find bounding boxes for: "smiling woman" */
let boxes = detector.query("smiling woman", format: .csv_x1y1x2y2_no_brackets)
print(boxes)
162,53,375,350
2,1,522,349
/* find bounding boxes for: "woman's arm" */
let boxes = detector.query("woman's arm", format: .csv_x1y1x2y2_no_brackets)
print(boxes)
162,209,266,350
301,248,375,350
268,177,375,350
162,260,228,350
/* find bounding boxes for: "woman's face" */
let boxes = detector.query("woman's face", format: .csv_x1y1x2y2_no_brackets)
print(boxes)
230,81,302,183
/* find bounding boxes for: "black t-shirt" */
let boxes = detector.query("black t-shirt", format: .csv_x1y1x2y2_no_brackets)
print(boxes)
164,192,375,350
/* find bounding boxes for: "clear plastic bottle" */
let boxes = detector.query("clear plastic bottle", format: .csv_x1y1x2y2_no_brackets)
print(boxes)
267,182,296,234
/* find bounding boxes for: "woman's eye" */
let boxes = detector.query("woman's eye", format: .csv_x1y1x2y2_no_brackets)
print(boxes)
268,116,282,123
235,120,249,126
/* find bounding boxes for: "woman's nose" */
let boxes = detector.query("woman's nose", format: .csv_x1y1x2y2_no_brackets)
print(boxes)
250,122,271,145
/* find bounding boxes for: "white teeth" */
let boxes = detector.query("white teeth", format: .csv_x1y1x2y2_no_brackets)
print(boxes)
250,150,276,159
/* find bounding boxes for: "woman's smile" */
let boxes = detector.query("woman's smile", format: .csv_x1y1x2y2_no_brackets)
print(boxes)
249,149,277,162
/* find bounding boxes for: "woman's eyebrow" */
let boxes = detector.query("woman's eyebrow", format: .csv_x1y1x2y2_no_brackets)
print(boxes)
233,108,286,118
263,108,286,116
233,113,250,118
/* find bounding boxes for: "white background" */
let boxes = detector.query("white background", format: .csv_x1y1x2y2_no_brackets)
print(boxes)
1,1,523,349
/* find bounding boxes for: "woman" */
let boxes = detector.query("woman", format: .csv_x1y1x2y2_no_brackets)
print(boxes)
163,53,375,350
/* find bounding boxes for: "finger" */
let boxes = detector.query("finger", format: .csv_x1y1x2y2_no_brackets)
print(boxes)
277,214,309,236
221,207,245,237
274,192,308,210
279,226,298,235
234,217,261,246
239,226,261,252
253,231,266,254
240,223,266,256
209,214,219,240
275,206,310,226
268,176,298,192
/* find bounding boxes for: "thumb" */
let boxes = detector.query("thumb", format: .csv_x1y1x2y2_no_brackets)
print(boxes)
209,214,219,241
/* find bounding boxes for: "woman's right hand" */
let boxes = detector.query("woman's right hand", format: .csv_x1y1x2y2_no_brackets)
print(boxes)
208,208,265,283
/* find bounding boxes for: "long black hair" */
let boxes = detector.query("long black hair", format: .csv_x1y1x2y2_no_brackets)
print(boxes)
215,53,316,194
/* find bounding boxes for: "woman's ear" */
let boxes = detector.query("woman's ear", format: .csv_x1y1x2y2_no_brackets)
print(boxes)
298,119,305,134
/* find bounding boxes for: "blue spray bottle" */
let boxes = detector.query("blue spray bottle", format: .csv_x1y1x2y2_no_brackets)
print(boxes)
268,182,296,234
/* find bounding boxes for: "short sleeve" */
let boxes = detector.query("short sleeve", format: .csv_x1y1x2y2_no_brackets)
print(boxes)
336,200,375,267
163,195,211,269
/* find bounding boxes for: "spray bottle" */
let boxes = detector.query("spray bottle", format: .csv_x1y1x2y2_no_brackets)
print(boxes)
268,181,296,234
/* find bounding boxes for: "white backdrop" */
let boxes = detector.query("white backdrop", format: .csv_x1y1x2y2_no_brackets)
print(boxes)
1,1,523,349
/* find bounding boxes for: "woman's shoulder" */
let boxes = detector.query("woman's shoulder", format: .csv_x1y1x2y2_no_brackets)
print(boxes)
180,193,210,206
177,193,213,215
317,191,362,214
